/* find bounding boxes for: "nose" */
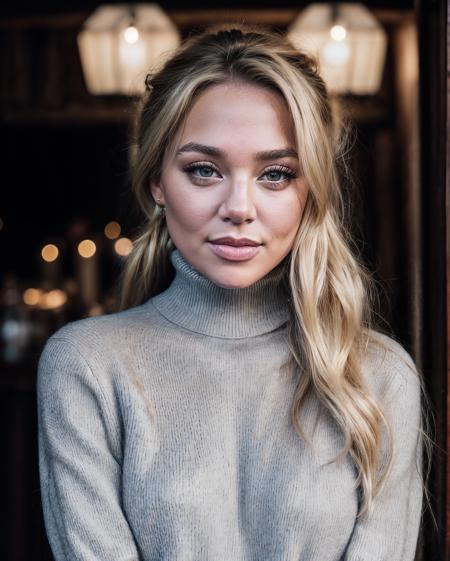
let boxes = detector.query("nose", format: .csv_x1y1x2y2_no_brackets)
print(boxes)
218,179,257,224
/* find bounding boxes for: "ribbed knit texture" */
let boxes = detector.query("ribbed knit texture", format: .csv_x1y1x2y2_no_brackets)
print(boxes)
37,249,423,561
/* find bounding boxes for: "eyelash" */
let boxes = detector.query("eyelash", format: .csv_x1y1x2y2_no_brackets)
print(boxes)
182,162,297,188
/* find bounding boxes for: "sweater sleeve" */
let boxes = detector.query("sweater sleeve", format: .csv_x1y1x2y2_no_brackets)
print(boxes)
36,335,142,561
342,354,424,561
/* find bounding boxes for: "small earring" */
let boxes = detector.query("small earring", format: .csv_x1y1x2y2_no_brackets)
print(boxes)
156,198,166,212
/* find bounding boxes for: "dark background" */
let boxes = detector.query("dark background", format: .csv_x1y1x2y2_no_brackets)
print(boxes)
1,1,447,561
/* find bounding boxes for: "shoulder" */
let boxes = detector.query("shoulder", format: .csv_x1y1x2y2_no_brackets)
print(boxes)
40,300,161,362
360,328,422,407
37,300,165,397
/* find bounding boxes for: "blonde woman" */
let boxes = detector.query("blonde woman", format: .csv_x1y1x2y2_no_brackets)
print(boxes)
37,24,433,561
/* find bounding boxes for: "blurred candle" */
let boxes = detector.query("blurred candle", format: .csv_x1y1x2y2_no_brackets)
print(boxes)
104,220,121,240
76,238,99,307
40,243,62,288
114,237,133,257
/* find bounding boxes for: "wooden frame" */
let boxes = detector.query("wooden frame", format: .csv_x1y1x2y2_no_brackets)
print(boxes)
416,0,448,559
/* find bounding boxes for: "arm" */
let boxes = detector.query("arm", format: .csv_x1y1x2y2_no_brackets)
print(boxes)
342,358,424,561
37,335,142,561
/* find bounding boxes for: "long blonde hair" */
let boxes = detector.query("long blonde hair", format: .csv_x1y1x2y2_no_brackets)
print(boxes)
116,23,434,522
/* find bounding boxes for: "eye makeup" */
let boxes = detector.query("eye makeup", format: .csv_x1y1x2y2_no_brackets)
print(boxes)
182,161,297,188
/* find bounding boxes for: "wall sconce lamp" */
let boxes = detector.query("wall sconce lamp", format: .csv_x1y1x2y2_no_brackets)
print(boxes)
287,2,387,95
77,3,181,96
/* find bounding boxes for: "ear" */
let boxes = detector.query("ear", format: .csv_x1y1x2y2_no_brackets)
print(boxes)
149,176,165,205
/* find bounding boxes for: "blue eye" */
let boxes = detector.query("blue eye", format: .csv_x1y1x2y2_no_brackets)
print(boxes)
196,166,215,177
183,163,219,179
266,170,282,181
262,166,296,182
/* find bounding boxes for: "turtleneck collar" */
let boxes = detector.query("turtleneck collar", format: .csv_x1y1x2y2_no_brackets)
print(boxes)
149,249,291,339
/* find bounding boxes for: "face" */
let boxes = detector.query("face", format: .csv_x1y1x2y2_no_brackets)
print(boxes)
150,81,310,288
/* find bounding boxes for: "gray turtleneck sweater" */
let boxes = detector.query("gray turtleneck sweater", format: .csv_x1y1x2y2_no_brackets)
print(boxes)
36,249,423,561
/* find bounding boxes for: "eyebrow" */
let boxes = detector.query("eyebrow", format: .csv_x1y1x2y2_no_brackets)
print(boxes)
176,142,298,161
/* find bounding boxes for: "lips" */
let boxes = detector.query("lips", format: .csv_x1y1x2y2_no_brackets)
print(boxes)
207,238,262,261
209,237,261,247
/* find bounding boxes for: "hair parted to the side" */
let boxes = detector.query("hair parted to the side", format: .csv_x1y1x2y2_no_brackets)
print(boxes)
115,23,435,523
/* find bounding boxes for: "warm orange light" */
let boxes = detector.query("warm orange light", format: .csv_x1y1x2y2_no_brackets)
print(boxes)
41,289,68,310
114,237,133,257
23,288,43,306
287,3,387,95
41,244,59,262
78,239,96,258
77,5,180,95
88,304,104,316
104,221,121,240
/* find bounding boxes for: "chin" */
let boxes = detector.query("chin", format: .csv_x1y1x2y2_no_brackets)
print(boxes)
208,268,260,289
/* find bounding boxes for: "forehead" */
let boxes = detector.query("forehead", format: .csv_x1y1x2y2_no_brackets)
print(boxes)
169,82,296,157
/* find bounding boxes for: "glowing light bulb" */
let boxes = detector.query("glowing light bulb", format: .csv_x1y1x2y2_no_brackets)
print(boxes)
78,239,96,258
330,25,347,41
23,288,43,306
114,237,133,257
41,244,59,262
124,25,139,44
104,221,121,240
41,289,68,310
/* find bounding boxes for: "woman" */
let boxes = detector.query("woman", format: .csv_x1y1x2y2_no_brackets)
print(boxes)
37,24,433,561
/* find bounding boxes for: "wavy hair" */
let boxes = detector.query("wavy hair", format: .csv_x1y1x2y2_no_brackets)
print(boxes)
116,23,434,522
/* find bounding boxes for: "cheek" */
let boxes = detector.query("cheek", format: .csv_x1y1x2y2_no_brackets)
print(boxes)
164,172,214,234
168,200,211,234
263,186,308,239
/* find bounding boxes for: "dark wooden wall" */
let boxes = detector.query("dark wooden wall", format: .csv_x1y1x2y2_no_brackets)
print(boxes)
416,0,448,560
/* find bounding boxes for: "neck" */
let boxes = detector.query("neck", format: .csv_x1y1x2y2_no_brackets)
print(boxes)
150,249,291,339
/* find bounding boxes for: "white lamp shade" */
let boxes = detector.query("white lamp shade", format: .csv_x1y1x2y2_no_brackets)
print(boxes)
77,3,181,95
287,3,387,95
